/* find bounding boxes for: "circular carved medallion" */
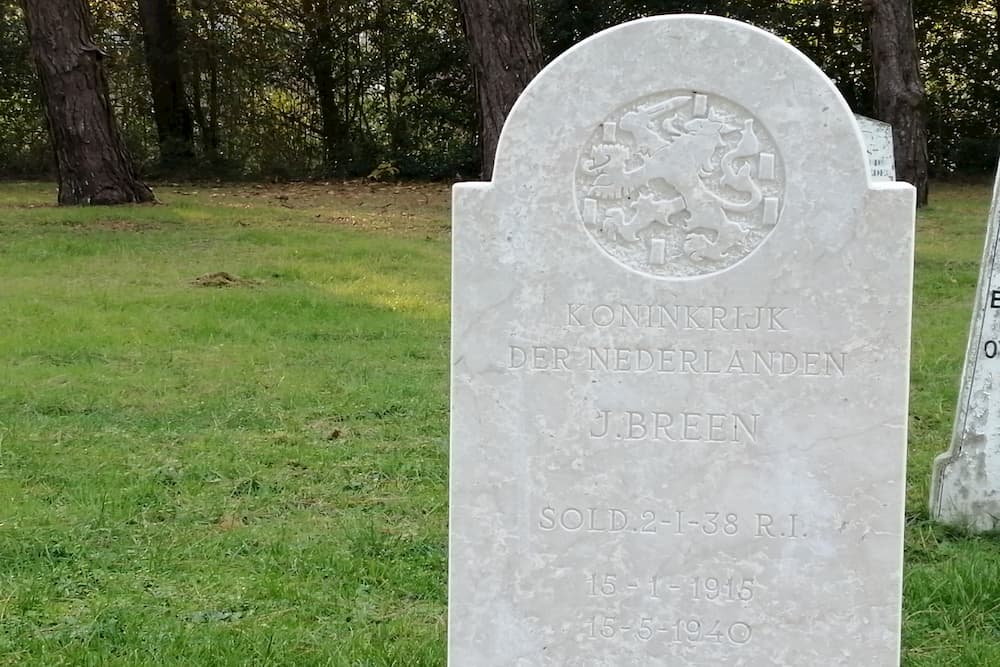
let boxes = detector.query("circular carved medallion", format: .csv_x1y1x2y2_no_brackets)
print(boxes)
574,92,785,278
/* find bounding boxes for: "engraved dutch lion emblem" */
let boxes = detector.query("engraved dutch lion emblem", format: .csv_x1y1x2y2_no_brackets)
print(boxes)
575,92,784,278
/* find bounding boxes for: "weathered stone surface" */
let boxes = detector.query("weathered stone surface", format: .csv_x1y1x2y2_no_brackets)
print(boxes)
931,166,1000,531
450,15,915,666
856,114,897,181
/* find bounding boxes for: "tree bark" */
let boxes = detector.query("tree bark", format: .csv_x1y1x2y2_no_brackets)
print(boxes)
867,0,929,206
20,0,153,205
457,0,543,179
137,0,194,171
302,0,349,175
190,0,222,159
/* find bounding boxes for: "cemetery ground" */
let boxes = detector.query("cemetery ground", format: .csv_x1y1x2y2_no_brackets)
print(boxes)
0,179,996,666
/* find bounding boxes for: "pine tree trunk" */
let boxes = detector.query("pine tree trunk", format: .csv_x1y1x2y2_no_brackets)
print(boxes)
137,0,194,171
867,0,929,206
21,0,153,205
457,0,543,179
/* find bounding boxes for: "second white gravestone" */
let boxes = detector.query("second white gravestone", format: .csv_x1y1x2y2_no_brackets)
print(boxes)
856,114,897,182
931,165,1000,531
450,15,915,666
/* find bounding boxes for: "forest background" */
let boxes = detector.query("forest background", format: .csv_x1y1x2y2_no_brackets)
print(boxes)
0,0,996,183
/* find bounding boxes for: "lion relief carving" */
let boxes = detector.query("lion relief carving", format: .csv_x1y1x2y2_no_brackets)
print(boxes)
575,92,784,278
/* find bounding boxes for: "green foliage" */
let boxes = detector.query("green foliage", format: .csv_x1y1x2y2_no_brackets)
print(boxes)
2,0,999,179
538,0,999,177
918,0,1000,173
368,160,400,181
538,0,873,113
1,0,477,180
0,1,48,176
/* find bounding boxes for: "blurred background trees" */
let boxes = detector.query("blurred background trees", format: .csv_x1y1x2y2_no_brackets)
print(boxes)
1,0,996,182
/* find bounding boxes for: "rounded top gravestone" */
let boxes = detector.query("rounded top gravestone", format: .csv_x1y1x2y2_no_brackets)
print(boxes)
450,14,915,667
489,14,870,283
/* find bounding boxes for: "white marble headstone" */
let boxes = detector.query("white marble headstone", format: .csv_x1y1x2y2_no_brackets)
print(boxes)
856,114,897,181
931,165,1000,531
450,15,915,666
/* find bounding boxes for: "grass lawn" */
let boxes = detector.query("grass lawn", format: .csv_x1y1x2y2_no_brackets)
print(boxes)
0,179,998,665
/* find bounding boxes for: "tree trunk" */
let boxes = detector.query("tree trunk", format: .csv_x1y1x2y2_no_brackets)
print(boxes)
137,0,194,171
20,0,153,205
302,0,349,175
867,0,929,206
188,0,221,160
206,0,221,157
457,0,543,179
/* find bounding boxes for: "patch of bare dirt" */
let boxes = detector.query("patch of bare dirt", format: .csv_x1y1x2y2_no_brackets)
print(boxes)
215,514,247,531
191,271,258,288
307,418,350,443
